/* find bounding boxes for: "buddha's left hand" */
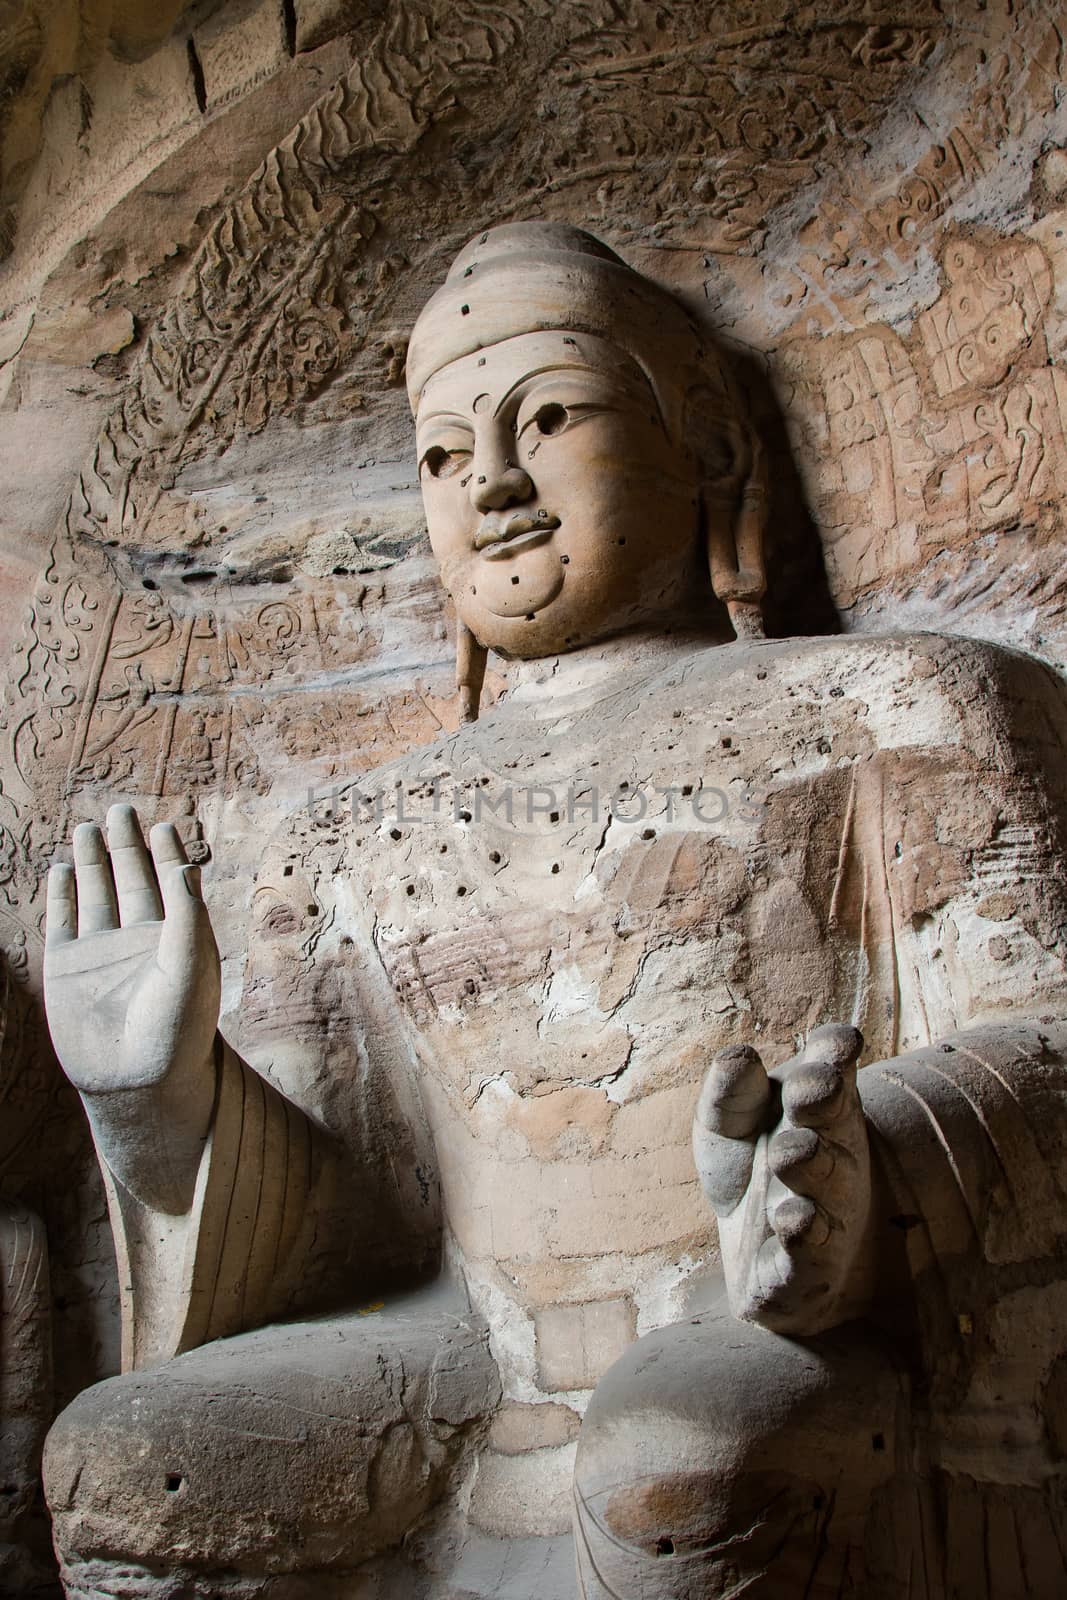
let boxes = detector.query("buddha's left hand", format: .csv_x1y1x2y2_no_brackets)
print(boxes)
692,1023,874,1335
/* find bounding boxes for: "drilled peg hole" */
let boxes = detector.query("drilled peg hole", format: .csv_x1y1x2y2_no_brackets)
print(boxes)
165,1474,183,1493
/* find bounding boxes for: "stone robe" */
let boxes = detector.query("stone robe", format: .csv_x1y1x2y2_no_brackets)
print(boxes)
241,628,1067,1528
45,629,1067,1588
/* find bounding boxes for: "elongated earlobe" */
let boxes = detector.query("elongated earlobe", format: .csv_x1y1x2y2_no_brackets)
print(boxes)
456,621,488,723
706,428,768,641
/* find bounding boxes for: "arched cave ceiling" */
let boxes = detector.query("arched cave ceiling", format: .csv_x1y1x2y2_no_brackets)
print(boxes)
4,0,1065,639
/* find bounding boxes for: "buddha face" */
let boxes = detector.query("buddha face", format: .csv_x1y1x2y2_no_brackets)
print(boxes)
415,331,703,658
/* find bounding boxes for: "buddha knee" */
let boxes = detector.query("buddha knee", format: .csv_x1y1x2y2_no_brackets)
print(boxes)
45,1308,500,1587
574,1305,913,1599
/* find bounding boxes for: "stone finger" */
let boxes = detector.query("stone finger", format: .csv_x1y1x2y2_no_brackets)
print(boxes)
766,1125,835,1191
696,1043,769,1140
72,823,118,934
107,804,162,927
754,1231,803,1304
804,1023,863,1072
46,864,77,947
781,1061,849,1129
770,1193,832,1250
157,864,208,980
149,821,190,874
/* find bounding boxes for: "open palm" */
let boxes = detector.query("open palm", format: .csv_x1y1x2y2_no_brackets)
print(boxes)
44,806,220,1097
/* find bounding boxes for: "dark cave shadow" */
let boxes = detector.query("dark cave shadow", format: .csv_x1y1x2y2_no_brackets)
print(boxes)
726,341,841,642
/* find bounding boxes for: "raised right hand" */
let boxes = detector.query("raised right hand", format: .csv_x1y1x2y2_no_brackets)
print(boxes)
44,806,220,1210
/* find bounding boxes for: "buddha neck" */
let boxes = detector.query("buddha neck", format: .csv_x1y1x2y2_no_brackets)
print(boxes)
500,624,723,713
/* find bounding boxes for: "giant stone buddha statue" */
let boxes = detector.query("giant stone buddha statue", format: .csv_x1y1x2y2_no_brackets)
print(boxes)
41,224,1067,1597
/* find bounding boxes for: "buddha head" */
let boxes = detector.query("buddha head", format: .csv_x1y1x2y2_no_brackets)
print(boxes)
407,222,768,717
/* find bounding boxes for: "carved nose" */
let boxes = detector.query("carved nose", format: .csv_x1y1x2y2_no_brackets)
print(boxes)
469,461,534,512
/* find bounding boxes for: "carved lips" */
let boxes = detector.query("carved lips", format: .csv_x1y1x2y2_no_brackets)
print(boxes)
474,512,561,558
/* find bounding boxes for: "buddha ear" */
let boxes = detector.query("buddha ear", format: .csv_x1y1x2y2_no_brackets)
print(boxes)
456,620,488,723
703,419,767,641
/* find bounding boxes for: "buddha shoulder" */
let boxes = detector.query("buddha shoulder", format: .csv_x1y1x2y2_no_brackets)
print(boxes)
669,631,1067,764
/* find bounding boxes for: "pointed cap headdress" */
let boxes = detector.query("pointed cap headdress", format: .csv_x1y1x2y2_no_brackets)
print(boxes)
406,221,734,448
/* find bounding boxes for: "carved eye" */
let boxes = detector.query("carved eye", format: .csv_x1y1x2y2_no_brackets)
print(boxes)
422,445,472,479
534,403,568,436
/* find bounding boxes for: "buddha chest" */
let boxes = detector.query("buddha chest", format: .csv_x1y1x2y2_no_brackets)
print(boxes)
249,632,1067,1392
